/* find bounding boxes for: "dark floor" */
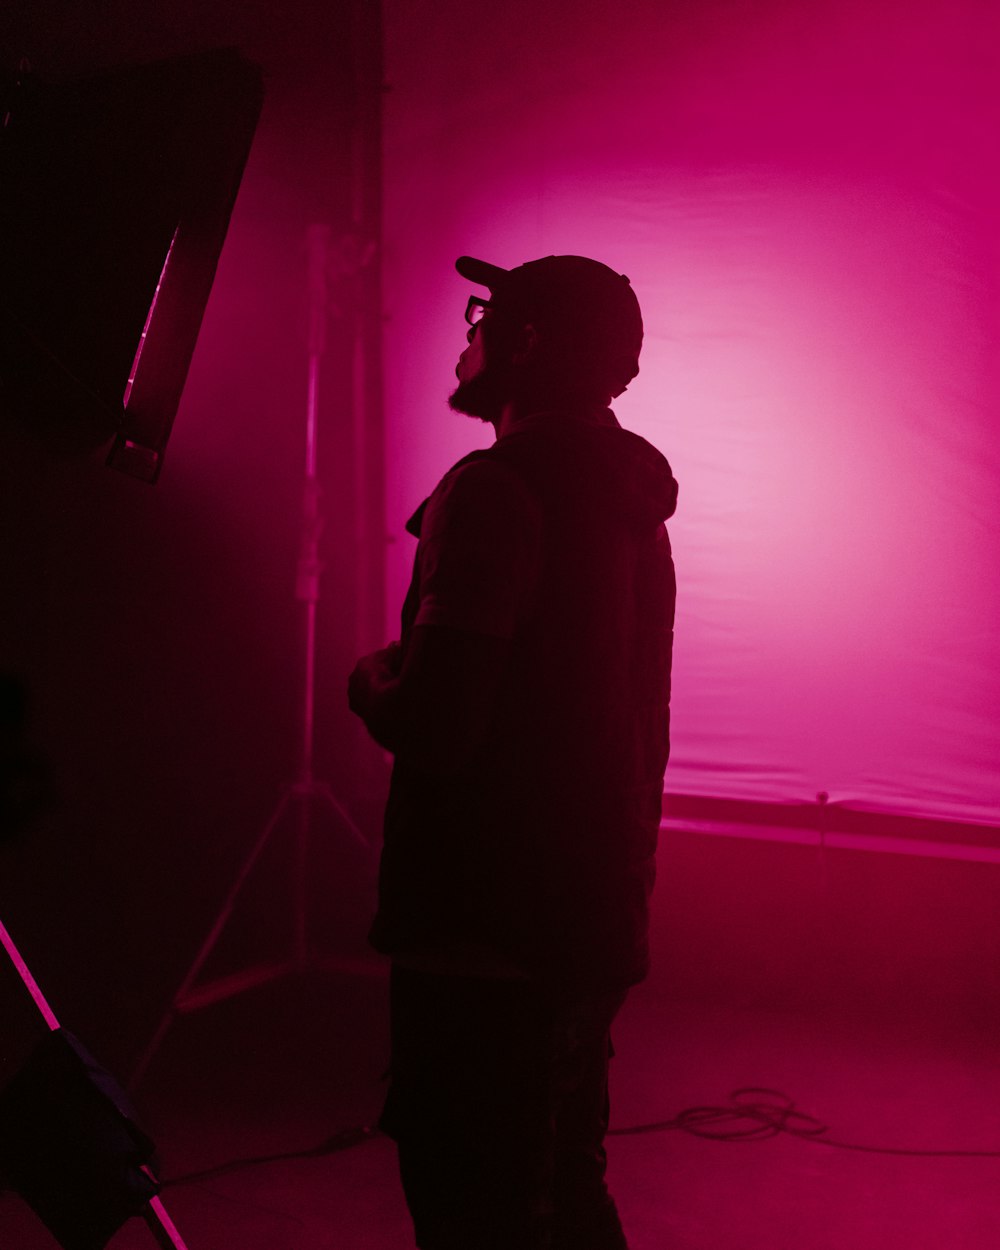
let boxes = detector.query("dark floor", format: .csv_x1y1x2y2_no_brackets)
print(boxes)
2,949,998,1250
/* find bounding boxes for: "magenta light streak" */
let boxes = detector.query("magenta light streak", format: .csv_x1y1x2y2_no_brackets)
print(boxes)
0,916,60,1031
123,226,179,407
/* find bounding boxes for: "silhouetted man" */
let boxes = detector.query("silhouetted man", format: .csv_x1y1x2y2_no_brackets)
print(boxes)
349,254,677,1250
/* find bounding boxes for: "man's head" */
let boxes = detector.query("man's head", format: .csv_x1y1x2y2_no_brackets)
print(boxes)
448,254,644,423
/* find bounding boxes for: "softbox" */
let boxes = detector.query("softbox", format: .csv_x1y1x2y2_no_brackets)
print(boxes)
0,47,263,481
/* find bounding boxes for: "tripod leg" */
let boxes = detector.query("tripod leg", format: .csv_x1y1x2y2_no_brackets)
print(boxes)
130,789,296,1086
314,782,368,845
0,916,61,1029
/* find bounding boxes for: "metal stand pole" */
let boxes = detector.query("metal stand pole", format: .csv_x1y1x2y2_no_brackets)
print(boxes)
130,225,368,1090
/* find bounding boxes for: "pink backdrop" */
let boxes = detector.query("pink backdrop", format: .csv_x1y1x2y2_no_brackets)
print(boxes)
381,0,999,828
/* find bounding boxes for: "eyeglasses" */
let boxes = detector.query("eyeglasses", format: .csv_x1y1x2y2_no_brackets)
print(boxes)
464,295,492,327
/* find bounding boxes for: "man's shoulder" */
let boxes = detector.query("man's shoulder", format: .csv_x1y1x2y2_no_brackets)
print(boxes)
427,451,540,527
437,447,527,491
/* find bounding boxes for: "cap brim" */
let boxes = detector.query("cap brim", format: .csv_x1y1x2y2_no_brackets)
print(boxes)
455,255,511,289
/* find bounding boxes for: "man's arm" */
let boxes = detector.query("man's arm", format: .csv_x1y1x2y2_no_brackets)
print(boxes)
349,625,510,773
349,457,539,772
352,455,540,770
347,641,402,752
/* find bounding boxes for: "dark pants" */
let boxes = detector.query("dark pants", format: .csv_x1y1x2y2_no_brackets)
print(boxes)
381,965,630,1250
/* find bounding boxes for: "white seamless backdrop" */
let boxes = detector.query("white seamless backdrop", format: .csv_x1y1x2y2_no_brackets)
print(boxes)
381,0,1000,828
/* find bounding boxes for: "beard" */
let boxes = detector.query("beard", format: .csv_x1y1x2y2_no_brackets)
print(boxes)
448,360,514,424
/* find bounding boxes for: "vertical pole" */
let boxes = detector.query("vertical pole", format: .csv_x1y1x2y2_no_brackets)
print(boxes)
295,223,330,965
351,310,368,663
302,224,329,785
345,0,387,822
349,0,385,656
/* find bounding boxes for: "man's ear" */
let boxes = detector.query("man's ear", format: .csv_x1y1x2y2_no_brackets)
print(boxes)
511,322,540,365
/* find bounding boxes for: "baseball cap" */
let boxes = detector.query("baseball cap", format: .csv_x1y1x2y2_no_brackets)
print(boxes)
456,254,643,396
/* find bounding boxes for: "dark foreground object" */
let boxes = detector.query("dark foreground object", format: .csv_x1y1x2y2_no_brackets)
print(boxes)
0,1030,158,1250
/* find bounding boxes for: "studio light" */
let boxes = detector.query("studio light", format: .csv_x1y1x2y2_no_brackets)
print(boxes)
0,47,263,482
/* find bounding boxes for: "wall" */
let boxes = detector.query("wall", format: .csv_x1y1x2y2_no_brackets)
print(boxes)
382,0,1000,827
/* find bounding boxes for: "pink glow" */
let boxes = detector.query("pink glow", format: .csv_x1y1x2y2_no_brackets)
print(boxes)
382,0,1000,828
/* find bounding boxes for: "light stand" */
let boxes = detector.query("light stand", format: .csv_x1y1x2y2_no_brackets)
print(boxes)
130,225,369,1089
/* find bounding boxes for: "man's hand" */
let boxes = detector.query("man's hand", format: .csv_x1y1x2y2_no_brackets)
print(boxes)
349,627,511,773
348,642,402,749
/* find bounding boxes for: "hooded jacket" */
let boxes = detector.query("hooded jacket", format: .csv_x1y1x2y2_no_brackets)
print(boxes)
370,408,678,992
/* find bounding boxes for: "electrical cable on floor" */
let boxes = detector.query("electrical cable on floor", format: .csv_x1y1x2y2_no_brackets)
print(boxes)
609,1087,1000,1158
161,1126,379,1187
160,1086,1000,1189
